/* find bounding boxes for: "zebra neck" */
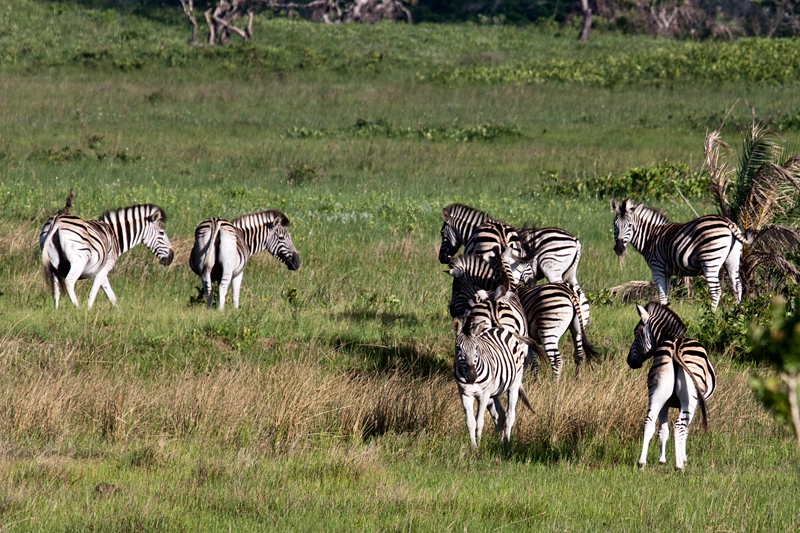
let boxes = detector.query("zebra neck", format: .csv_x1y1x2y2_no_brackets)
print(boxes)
630,219,668,258
454,211,490,243
239,229,271,258
103,215,146,255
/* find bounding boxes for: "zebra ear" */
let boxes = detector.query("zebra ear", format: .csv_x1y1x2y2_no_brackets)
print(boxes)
636,304,650,324
278,214,291,227
493,285,508,301
481,250,495,263
610,198,619,212
442,207,451,222
452,318,462,333
623,198,635,212
447,267,462,278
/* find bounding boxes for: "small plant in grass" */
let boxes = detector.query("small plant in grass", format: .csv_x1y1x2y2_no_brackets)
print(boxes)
748,294,800,455
286,162,320,185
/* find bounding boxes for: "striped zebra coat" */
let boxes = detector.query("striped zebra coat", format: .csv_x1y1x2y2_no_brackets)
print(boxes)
189,210,300,309
611,198,750,312
453,314,532,449
39,204,174,309
628,302,716,470
439,203,582,290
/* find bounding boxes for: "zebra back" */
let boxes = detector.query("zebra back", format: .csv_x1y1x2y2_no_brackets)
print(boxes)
97,204,174,265
231,210,300,271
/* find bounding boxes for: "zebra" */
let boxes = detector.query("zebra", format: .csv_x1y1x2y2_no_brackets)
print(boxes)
39,204,174,309
460,247,529,338
628,302,716,470
446,245,590,323
189,210,300,309
453,313,533,449
611,197,751,312
517,281,595,381
439,203,582,292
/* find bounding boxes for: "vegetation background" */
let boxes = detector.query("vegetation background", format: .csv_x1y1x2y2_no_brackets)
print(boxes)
0,0,799,530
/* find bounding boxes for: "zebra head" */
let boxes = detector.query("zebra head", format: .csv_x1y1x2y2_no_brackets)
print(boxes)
264,211,301,271
439,206,463,264
446,254,496,318
627,303,654,369
135,206,174,266
610,197,638,257
453,316,479,384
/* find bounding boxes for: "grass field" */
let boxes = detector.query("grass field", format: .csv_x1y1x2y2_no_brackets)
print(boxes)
1,2,800,530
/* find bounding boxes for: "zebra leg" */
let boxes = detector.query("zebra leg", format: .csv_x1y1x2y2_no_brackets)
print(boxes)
657,404,670,464
673,370,697,471
51,273,61,310
475,393,493,448
703,264,723,312
724,240,744,304
217,271,234,310
502,385,521,445
201,271,214,308
652,271,670,305
545,346,563,382
63,257,89,308
460,393,479,450
487,397,506,434
231,272,243,309
87,265,116,308
638,374,675,470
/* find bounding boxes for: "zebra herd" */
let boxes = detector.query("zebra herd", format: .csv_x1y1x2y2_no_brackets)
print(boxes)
442,200,736,470
37,195,743,469
39,204,300,311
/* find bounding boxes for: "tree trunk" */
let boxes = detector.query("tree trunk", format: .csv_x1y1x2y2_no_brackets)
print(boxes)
579,0,592,41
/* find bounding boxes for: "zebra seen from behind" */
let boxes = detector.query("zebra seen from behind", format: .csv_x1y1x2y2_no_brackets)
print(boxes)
189,210,300,310
611,197,750,312
39,204,174,309
628,302,716,471
453,313,533,450
439,203,583,292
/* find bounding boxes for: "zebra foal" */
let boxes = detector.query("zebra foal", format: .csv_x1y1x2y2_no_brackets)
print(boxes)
611,198,750,311
39,204,174,309
189,210,300,309
628,302,716,470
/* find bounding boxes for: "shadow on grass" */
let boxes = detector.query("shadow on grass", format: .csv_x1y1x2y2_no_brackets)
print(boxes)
330,333,450,377
336,308,421,327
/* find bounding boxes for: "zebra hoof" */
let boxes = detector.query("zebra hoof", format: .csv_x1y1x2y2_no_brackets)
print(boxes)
637,462,646,471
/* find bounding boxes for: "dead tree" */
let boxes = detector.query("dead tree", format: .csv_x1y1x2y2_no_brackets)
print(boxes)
578,0,592,41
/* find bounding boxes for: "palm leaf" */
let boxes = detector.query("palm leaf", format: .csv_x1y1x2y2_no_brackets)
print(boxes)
704,129,732,218
729,124,784,225
740,163,800,231
751,225,800,254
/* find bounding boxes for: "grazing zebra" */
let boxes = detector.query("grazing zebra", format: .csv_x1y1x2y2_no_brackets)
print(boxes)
628,302,716,470
439,203,582,291
611,198,750,312
453,314,532,449
189,210,300,309
517,281,595,381
39,204,174,309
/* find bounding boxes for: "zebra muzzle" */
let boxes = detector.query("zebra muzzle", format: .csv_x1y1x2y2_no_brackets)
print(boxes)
160,250,175,266
613,239,626,257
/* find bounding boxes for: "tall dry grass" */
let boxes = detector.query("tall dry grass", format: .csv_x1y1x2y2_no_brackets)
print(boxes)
0,331,774,454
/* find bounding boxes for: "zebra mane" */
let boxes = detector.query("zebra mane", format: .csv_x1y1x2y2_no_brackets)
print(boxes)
442,203,492,225
629,201,670,224
644,301,687,338
232,210,290,228
98,204,167,223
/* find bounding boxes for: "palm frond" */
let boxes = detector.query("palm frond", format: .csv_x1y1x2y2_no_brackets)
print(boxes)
730,124,784,225
751,225,800,254
704,129,732,218
742,249,800,289
740,163,800,230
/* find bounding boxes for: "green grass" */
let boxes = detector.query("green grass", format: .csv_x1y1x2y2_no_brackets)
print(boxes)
1,2,800,530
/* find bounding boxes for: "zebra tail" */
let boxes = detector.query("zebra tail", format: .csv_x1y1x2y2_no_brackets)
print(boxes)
40,217,60,290
570,285,597,362
518,386,535,414
204,220,222,273
673,351,709,431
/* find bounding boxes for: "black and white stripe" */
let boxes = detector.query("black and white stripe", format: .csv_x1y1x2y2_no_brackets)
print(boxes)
611,198,750,312
39,204,174,309
189,210,300,309
628,302,716,470
453,314,531,449
517,281,595,381
439,203,582,291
